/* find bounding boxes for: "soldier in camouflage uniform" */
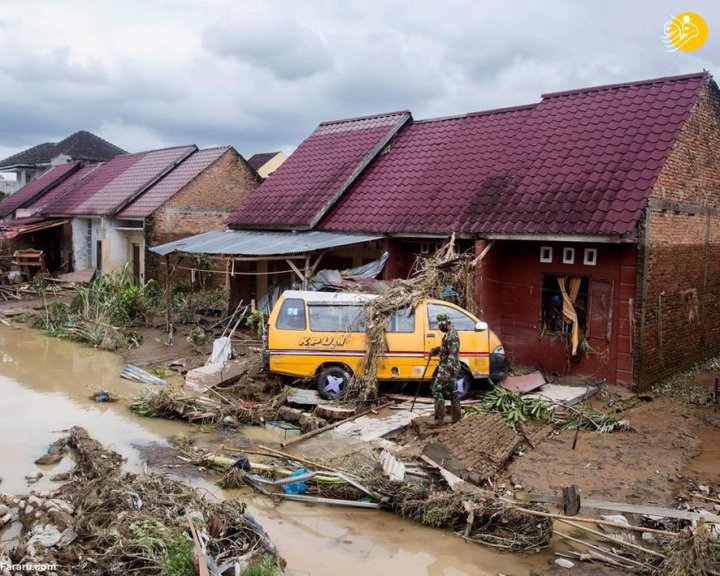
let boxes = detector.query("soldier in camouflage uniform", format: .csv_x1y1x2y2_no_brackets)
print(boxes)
430,313,462,423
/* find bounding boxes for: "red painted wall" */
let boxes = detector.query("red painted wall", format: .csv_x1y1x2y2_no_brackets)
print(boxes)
476,240,638,386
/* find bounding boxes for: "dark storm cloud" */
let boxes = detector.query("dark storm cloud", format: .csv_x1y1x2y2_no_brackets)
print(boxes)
203,16,333,81
0,0,719,162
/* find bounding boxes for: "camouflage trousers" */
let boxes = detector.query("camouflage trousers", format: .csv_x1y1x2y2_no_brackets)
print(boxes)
432,363,460,401
433,363,462,423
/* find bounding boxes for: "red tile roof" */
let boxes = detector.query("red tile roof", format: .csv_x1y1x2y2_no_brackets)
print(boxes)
25,164,101,211
42,146,197,216
117,147,231,218
227,111,411,229
312,72,708,236
0,162,82,218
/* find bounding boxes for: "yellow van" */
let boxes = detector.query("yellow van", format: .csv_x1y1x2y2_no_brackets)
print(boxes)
264,290,507,399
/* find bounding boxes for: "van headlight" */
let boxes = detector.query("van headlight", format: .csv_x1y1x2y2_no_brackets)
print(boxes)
492,345,505,355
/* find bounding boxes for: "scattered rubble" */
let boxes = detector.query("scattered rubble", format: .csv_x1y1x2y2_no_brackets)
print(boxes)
0,427,282,576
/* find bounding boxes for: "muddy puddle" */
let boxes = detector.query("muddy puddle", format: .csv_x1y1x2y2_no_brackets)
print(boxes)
0,326,549,575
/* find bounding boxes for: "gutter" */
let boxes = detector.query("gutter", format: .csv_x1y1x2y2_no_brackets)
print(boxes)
482,233,637,244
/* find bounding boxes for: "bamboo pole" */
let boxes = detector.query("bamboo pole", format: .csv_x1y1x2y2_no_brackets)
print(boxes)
554,529,654,571
556,517,665,558
502,503,678,537
258,444,336,473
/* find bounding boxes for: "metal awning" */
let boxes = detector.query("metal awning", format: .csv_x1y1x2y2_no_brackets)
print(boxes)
150,229,384,257
0,218,69,240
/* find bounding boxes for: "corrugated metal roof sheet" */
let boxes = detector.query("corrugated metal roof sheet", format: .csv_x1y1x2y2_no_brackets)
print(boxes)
150,229,382,257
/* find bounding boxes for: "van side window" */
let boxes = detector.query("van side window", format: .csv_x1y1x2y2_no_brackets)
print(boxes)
309,304,367,332
387,307,415,332
276,298,306,330
427,304,476,331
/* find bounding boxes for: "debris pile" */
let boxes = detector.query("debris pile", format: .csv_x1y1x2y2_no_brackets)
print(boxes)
350,236,476,401
0,427,283,575
192,443,554,552
130,385,292,428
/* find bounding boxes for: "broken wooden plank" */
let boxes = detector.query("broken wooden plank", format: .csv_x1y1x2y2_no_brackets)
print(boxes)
514,491,720,522
315,404,356,420
281,402,393,448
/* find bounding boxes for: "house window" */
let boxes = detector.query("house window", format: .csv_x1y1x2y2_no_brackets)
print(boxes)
541,274,589,337
584,248,598,266
562,247,575,264
540,246,553,263
386,307,416,333
308,304,368,332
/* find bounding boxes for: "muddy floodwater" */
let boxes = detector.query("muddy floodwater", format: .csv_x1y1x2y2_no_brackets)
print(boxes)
0,326,548,575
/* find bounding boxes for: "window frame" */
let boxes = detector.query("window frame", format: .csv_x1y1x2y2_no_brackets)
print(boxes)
275,298,307,331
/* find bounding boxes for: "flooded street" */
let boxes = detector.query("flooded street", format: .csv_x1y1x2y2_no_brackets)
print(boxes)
0,326,548,575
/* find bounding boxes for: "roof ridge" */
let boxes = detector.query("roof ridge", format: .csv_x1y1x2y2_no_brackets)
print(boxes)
415,103,538,124
541,71,709,99
197,145,232,153
55,130,126,154
319,110,411,127
122,144,197,157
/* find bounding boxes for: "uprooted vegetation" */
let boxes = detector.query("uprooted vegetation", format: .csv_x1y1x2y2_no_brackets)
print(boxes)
348,236,477,401
129,386,291,427
465,386,634,432
0,427,282,575
30,266,227,350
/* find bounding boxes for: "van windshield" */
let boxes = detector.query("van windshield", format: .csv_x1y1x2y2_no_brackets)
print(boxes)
308,304,368,332
427,303,477,331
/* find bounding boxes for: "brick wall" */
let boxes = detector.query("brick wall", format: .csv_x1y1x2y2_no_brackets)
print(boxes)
146,150,260,282
636,82,720,387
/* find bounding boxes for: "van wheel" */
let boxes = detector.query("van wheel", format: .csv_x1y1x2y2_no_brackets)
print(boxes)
455,367,473,400
316,366,352,400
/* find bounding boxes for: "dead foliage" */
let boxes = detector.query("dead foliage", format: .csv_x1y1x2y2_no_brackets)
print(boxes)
349,235,476,401
656,521,720,575
129,386,291,426
2,426,282,575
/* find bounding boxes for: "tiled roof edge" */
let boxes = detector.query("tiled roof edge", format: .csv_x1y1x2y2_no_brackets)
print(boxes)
318,110,411,127
541,71,709,99
109,146,199,217
414,103,538,124
308,112,412,229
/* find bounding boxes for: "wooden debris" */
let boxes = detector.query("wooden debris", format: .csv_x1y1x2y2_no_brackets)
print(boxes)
315,404,356,420
514,490,720,523
280,401,392,448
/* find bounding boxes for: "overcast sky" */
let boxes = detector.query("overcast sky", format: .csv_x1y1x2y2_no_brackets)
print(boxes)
0,0,718,166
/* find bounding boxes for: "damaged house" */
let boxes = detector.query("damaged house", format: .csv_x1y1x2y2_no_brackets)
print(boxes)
0,145,259,279
154,71,720,389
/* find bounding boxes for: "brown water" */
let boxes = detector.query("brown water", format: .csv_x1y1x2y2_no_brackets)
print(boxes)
0,326,547,575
